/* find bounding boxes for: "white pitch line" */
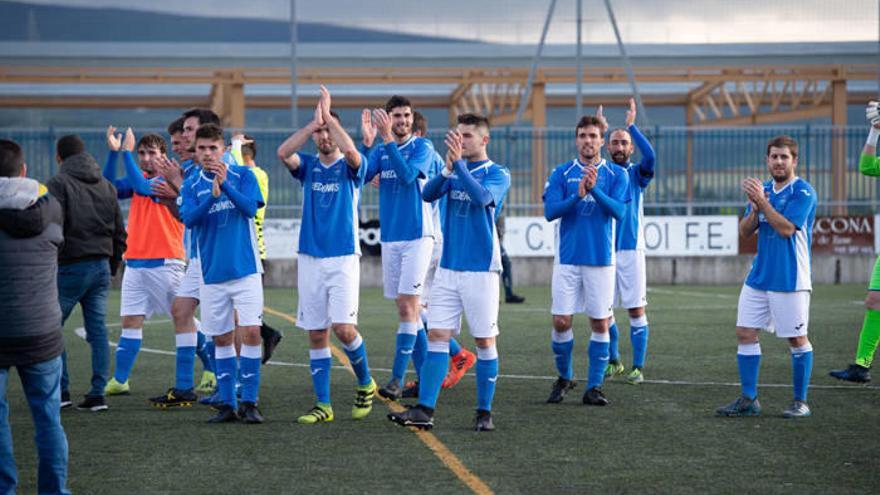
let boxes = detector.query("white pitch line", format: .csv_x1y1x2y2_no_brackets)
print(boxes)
74,328,880,392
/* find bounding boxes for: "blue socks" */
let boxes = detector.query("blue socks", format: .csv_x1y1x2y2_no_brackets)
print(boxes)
196,330,214,373
737,343,761,400
412,328,428,379
630,315,649,369
608,321,620,362
791,343,813,402
587,333,610,390
475,345,499,412
342,334,372,387
239,344,261,404
391,322,419,382
418,341,450,409
174,333,197,391
310,347,333,405
114,328,143,383
449,337,462,357
214,345,237,408
551,329,574,380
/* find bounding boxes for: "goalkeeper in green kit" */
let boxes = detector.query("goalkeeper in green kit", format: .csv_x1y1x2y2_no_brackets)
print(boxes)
830,101,880,383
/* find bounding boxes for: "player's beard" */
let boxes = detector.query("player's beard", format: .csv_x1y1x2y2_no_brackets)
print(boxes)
611,151,630,165
393,124,410,140
318,141,337,155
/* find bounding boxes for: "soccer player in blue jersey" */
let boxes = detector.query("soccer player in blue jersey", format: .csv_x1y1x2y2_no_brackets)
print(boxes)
388,113,511,431
180,123,266,424
400,111,477,399
365,96,437,401
717,135,816,419
276,86,376,424
605,99,656,385
543,115,629,406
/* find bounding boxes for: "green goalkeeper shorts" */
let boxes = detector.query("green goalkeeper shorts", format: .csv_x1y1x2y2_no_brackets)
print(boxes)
871,255,880,291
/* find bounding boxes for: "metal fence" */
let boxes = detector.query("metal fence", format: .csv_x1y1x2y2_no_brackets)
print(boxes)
1,125,875,218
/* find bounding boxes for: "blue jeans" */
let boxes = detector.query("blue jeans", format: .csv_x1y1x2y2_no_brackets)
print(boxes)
58,259,111,398
0,356,71,495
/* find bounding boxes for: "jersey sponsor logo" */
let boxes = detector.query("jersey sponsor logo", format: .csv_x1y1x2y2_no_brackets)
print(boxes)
208,199,236,215
311,182,340,193
380,170,398,179
450,190,472,202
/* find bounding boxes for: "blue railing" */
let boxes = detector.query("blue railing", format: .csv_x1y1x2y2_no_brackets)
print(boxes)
1,125,874,217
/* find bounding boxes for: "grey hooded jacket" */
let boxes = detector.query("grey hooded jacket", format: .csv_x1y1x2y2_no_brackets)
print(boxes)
0,177,65,367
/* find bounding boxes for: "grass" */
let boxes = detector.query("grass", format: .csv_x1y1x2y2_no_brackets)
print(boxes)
5,284,879,494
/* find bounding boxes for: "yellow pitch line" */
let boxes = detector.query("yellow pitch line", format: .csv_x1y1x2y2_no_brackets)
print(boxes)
263,305,494,495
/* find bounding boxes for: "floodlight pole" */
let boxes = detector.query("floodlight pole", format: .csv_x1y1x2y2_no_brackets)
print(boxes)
289,0,298,129
515,0,558,126
576,0,583,118
603,0,648,126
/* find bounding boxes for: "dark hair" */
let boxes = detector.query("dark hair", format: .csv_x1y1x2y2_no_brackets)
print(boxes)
195,124,224,142
182,108,221,126
56,134,85,160
457,113,490,132
766,135,798,158
0,139,24,178
412,111,427,135
241,134,256,159
167,116,186,135
576,116,605,135
137,133,168,154
384,95,412,113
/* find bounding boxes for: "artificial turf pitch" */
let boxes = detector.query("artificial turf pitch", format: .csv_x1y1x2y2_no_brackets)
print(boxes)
5,284,879,494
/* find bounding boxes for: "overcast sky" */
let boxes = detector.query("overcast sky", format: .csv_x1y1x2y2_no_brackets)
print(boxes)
17,0,880,44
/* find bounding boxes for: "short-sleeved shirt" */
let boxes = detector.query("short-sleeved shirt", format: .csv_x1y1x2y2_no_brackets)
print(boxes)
745,177,816,292
292,152,367,258
543,159,630,266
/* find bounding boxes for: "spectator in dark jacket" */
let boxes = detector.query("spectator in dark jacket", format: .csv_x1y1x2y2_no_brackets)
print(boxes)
47,135,126,412
0,139,71,495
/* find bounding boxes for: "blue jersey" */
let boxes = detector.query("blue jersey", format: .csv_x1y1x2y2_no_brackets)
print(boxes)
178,152,238,261
425,142,446,241
180,159,200,260
543,159,630,266
614,124,656,251
745,177,816,292
424,160,511,272
292,152,367,258
366,136,435,242
180,165,264,284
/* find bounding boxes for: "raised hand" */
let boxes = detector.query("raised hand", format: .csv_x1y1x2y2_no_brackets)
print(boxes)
581,165,597,195
122,128,136,152
596,105,609,134
444,129,463,164
154,155,183,187
625,97,637,128
372,109,393,141
361,109,377,148
231,133,254,145
151,178,179,200
319,85,332,115
741,178,765,206
867,101,880,128
313,101,325,128
106,125,122,151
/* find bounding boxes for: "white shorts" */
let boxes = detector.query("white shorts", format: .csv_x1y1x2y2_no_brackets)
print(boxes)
296,254,360,330
120,263,185,319
421,239,443,306
614,249,647,309
736,284,810,338
175,257,202,300
427,267,500,339
199,273,264,336
551,263,615,320
381,238,434,299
